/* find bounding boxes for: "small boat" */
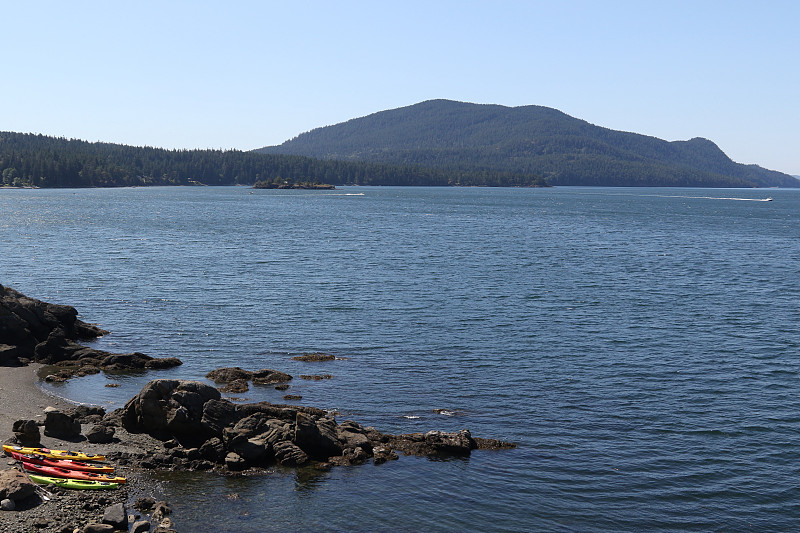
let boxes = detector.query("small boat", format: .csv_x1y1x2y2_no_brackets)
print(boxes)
27,474,119,490
10,451,115,473
3,444,106,462
21,462,126,484
765,197,773,201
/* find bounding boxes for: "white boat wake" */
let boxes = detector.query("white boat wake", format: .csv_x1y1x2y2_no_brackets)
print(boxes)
655,195,773,201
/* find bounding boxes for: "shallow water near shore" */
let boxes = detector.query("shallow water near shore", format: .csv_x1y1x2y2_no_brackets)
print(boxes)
2,185,800,531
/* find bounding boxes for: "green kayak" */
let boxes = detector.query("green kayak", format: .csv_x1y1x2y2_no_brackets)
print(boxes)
28,473,119,490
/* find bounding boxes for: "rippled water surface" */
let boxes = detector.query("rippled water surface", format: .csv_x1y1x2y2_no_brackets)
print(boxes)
2,186,799,531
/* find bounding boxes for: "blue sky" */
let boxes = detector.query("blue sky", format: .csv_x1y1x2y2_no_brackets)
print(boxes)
3,1,798,174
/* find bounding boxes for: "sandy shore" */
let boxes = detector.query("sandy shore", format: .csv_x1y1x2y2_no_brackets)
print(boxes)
0,364,77,444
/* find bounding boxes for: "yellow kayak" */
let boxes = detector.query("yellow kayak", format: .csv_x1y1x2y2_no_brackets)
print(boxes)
3,445,106,462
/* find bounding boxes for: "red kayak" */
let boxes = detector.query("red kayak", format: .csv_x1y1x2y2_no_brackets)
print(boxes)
11,452,115,473
21,462,126,484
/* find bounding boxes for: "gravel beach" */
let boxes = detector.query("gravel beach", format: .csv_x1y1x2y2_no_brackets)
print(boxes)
0,365,169,533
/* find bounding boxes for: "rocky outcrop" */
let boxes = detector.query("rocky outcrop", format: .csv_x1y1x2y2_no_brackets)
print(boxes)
0,285,106,365
294,412,342,459
120,379,222,443
0,285,182,375
114,379,516,473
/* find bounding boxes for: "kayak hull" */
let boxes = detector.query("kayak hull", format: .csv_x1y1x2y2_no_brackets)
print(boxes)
28,474,119,490
10,451,115,473
22,462,127,484
3,444,106,462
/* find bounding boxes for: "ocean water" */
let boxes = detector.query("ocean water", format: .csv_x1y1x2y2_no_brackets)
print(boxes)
1,185,799,531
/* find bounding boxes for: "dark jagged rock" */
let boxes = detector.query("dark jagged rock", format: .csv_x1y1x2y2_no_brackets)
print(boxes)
0,343,21,366
86,424,116,444
43,408,81,440
133,497,156,512
0,286,181,376
0,285,107,363
273,441,308,466
372,446,399,465
300,374,333,380
224,413,270,446
12,419,41,446
101,502,128,530
101,408,125,428
251,369,292,385
111,379,515,474
337,421,372,453
385,429,479,457
151,501,172,521
205,367,292,386
131,521,151,533
145,357,182,369
0,468,36,502
294,412,342,459
200,399,237,437
425,429,474,454
224,452,247,471
219,378,249,393
206,367,252,383
121,379,221,442
231,438,268,465
198,437,226,462
473,437,517,450
71,405,107,424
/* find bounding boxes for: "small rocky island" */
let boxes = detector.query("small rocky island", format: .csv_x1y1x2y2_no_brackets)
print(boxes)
252,178,335,190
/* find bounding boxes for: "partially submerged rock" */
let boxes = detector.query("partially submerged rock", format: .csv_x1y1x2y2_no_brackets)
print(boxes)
219,379,249,393
291,352,335,362
206,367,292,388
206,367,251,383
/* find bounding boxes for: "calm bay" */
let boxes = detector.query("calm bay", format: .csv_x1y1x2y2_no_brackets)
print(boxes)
1,185,799,531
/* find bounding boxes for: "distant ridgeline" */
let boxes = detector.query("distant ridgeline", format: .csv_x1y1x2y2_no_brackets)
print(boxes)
258,99,799,188
3,100,797,189
0,132,544,189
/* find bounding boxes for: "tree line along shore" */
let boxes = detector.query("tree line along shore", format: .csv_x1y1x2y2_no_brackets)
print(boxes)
0,131,548,189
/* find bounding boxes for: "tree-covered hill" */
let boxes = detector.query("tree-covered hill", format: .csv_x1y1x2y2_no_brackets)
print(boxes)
0,131,541,188
258,99,799,188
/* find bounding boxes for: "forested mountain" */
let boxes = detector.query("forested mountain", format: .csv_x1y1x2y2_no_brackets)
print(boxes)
0,132,534,188
259,99,799,188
